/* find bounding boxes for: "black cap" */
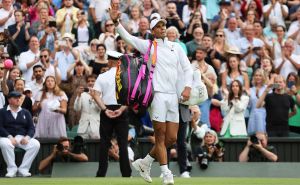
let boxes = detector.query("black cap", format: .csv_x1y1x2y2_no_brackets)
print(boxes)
7,91,22,99
219,0,231,5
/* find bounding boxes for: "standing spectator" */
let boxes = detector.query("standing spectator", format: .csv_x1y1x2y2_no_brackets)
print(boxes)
8,10,32,54
39,48,61,81
0,62,5,108
287,72,300,134
66,60,91,128
186,27,204,60
186,10,209,37
72,10,93,47
33,76,68,138
248,69,268,134
274,39,300,79
82,39,100,62
0,0,15,32
132,17,153,40
26,65,45,102
202,0,220,21
99,19,118,51
257,75,297,137
31,7,51,35
37,17,58,53
90,51,131,177
220,80,249,137
128,5,142,34
210,0,233,31
74,75,101,139
269,25,287,60
89,44,108,76
287,8,300,40
221,17,242,46
28,0,55,24
0,91,40,177
211,29,228,73
142,0,159,20
182,0,207,26
263,0,288,28
56,0,79,35
18,36,41,83
89,0,110,38
241,0,263,21
165,1,185,34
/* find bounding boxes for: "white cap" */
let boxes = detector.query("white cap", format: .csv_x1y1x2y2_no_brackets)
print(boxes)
150,13,161,20
24,87,32,92
150,18,167,30
106,50,123,59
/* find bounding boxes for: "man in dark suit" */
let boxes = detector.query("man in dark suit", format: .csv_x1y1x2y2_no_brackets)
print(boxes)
0,91,40,177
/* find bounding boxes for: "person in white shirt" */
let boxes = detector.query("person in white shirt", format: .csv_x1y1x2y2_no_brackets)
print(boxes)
109,5,193,185
89,0,110,38
39,48,61,83
222,17,242,46
74,74,100,139
90,51,131,177
263,0,288,28
274,39,300,79
0,62,5,108
0,0,15,32
18,36,41,83
26,65,45,102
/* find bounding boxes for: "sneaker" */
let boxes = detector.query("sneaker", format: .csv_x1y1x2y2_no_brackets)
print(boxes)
5,171,17,178
162,172,174,185
132,159,152,183
180,171,190,178
18,171,31,177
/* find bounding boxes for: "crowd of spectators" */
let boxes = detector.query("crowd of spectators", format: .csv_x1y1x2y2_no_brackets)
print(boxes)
0,0,300,177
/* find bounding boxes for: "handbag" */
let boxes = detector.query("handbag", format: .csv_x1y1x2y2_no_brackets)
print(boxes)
181,69,208,106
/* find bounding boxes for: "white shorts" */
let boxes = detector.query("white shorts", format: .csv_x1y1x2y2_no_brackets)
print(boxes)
149,92,179,123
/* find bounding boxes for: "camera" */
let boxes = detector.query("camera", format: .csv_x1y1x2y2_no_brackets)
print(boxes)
250,134,259,144
83,87,89,93
56,143,64,152
272,83,280,89
198,148,209,169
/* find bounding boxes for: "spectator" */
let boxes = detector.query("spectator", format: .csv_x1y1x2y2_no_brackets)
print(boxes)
28,0,55,24
241,0,263,20
221,17,242,46
287,7,300,40
0,62,5,108
210,0,233,32
74,75,101,139
220,80,249,137
195,129,224,168
269,25,287,59
67,60,91,128
274,39,300,79
248,69,268,134
0,0,15,32
99,19,118,51
39,48,61,81
33,76,68,138
31,7,51,35
186,27,204,60
89,44,108,76
18,35,41,83
286,72,300,134
239,132,278,162
132,17,153,40
37,17,58,53
260,57,276,84
89,0,110,38
0,91,40,177
257,75,296,137
166,26,187,54
71,10,93,47
165,1,185,34
1,66,21,94
182,0,207,26
128,5,142,33
38,136,88,173
82,39,101,62
263,16,278,41
56,0,79,35
142,0,159,20
185,10,208,40
263,0,288,28
8,10,32,54
202,0,221,21
26,65,45,102
211,29,228,73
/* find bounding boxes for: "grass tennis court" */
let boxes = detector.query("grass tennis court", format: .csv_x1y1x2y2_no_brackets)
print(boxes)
2,177,300,185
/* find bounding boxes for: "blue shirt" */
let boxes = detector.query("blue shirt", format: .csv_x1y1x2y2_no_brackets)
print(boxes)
55,51,76,81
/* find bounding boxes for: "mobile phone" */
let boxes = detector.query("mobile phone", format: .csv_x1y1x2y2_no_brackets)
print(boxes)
49,21,56,28
83,87,89,92
272,83,280,89
287,81,295,89
25,13,30,23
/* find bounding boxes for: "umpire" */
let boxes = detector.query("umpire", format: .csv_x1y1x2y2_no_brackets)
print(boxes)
90,51,131,177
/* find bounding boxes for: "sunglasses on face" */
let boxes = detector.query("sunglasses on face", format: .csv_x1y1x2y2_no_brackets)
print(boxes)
216,34,224,37
40,55,48,59
106,24,114,27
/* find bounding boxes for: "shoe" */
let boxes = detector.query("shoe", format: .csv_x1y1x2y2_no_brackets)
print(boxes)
162,172,174,185
132,159,152,183
18,170,31,177
180,171,190,178
5,171,17,178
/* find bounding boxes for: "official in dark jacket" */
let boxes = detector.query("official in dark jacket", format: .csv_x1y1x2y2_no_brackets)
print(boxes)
0,91,40,177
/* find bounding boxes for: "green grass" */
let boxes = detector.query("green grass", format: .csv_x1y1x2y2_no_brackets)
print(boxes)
1,178,300,185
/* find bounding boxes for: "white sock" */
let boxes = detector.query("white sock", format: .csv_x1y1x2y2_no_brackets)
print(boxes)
143,154,155,165
160,165,170,174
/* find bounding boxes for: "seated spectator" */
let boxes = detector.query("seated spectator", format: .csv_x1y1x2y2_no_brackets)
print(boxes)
186,27,204,60
33,76,68,138
38,136,88,173
211,29,228,73
221,17,242,47
220,80,249,138
195,129,224,169
239,132,278,162
257,75,296,137
74,75,101,139
0,91,40,177
166,26,187,54
82,39,101,62
1,66,21,93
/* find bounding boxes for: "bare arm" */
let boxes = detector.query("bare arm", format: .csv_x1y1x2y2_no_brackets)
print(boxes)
38,146,57,172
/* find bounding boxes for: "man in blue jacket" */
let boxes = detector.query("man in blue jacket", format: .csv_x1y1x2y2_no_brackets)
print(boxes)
0,91,40,177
